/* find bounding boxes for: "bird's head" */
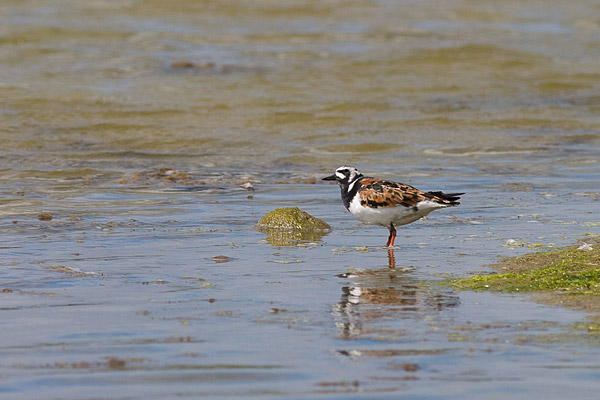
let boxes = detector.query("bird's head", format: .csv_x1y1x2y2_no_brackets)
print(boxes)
322,166,363,186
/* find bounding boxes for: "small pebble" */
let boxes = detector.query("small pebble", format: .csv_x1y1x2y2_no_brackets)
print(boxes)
38,213,53,221
578,242,593,251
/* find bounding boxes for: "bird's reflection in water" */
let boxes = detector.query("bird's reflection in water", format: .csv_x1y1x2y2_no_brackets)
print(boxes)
333,249,459,340
387,247,396,268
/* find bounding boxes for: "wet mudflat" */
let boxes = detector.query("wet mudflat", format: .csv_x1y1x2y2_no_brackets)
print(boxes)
2,0,600,398
2,182,600,399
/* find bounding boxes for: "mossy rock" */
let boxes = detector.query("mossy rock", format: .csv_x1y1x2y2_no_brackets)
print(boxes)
257,207,331,231
445,237,600,313
256,207,331,246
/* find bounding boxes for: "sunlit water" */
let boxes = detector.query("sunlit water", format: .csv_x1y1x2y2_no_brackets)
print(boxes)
1,0,600,399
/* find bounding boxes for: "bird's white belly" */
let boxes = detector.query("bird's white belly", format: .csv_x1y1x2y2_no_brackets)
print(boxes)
348,196,445,227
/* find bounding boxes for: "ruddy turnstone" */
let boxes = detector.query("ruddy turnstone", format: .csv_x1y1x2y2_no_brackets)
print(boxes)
323,166,463,247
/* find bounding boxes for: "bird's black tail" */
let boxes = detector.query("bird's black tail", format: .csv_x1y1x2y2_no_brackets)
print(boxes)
428,191,464,206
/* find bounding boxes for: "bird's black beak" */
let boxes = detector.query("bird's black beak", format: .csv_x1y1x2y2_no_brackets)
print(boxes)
322,174,337,181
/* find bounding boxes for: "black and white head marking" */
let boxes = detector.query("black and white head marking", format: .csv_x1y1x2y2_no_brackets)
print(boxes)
333,166,363,186
322,166,364,210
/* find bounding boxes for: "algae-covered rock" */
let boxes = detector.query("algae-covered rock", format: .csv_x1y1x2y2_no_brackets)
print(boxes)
446,237,600,313
257,207,330,231
256,207,331,246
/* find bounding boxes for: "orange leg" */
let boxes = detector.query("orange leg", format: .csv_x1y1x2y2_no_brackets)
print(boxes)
385,224,396,247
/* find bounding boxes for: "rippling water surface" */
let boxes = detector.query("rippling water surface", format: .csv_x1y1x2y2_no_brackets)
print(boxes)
1,0,600,398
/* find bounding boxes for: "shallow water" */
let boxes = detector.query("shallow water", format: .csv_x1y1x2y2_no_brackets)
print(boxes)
2,0,600,399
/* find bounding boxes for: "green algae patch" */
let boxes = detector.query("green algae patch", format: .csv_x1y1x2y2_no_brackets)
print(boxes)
451,267,600,293
257,207,330,231
256,207,331,246
447,238,600,313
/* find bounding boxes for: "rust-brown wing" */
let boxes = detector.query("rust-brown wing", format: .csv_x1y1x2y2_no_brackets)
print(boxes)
358,178,427,208
358,178,461,208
